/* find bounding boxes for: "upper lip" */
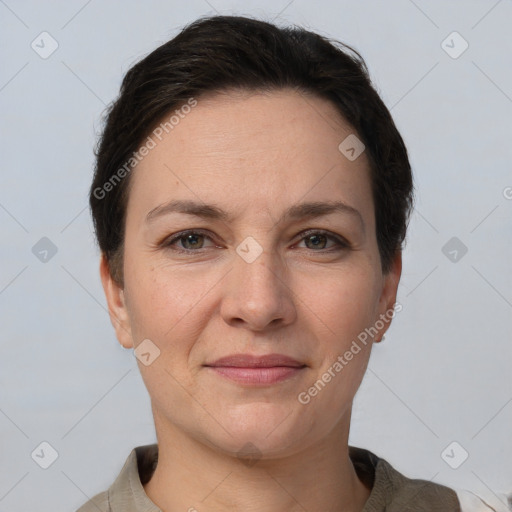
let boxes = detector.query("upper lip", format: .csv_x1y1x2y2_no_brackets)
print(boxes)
205,354,305,368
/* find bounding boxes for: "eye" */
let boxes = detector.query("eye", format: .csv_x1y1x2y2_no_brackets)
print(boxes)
295,230,349,251
162,230,217,252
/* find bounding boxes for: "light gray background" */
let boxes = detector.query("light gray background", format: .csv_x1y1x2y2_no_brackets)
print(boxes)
1,1,511,510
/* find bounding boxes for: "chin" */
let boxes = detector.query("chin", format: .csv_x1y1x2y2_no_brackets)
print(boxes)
203,404,312,459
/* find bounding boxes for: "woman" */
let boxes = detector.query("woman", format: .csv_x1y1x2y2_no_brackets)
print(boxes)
77,14,505,512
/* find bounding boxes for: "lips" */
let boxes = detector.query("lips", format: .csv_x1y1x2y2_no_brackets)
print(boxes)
204,354,306,385
205,354,305,368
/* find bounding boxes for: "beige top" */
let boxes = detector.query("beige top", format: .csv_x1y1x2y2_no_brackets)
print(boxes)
76,443,463,511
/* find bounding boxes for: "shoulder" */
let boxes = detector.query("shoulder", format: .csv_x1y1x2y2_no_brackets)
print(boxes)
354,447,511,512
75,490,110,512
378,457,460,511
349,446,460,511
74,444,158,512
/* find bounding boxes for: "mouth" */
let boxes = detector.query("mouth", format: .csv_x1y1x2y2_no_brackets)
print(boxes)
204,353,307,386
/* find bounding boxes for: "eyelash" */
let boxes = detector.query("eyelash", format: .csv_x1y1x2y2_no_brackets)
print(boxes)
160,229,350,254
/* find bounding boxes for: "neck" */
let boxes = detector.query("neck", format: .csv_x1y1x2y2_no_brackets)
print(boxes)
143,409,371,512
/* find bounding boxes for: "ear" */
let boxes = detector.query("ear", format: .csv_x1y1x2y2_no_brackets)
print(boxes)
374,250,402,343
99,253,134,349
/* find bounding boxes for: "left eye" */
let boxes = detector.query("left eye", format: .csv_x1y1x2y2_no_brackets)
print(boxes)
296,232,347,250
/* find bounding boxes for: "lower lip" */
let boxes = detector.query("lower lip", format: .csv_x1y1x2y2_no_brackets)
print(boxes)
207,366,305,385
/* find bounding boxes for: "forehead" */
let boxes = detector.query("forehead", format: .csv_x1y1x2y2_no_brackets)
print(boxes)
126,89,374,226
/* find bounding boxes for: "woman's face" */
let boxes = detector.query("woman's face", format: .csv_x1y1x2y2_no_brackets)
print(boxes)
101,89,401,459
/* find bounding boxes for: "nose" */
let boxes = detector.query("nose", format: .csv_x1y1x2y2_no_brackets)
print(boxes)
220,249,297,332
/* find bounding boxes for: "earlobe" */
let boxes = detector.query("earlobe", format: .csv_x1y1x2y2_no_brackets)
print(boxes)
99,253,134,349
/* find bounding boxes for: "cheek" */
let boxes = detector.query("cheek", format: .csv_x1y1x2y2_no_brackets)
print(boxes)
124,268,208,396
296,266,379,398
299,265,380,344
124,256,217,351
300,285,375,420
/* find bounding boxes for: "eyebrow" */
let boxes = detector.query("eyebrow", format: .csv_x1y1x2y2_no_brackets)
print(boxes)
145,199,365,232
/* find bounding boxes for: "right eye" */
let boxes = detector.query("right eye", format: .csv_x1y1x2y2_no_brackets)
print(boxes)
161,230,218,253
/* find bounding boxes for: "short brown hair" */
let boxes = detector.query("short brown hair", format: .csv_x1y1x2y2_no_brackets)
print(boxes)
90,14,414,286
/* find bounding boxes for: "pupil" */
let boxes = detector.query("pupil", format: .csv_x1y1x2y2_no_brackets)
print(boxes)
184,234,202,249
307,235,326,249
